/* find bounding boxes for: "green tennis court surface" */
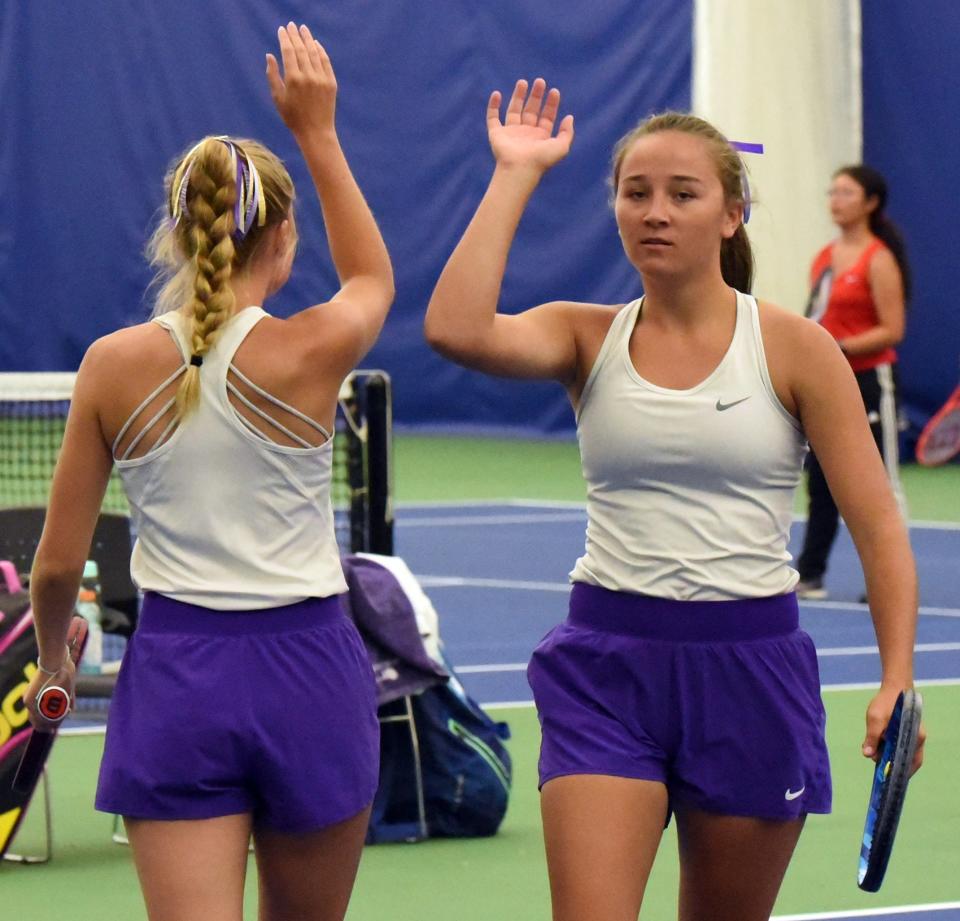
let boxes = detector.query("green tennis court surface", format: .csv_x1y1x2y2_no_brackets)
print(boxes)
2,439,957,919
3,684,957,920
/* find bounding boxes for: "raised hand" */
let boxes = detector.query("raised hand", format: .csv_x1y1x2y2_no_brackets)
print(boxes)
487,78,575,173
266,23,337,139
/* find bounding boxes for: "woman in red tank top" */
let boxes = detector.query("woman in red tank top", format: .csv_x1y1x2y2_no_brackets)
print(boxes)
797,165,911,598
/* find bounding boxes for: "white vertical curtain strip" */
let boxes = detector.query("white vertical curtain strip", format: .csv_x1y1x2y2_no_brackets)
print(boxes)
693,0,862,313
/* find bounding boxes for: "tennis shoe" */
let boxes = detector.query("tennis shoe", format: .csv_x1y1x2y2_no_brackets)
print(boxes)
796,578,828,600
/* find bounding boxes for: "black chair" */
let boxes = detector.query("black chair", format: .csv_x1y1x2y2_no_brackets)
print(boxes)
0,507,136,702
0,508,136,862
0,507,137,633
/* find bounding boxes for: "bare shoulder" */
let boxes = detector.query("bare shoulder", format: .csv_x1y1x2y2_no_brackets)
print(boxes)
755,299,837,363
755,299,843,418
558,300,623,323
869,245,898,270
248,309,349,369
543,301,623,396
536,299,621,328
73,322,184,436
81,322,179,383
867,245,902,283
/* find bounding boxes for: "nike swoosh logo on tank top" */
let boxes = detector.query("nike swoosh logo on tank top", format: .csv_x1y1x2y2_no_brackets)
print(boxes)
715,396,751,412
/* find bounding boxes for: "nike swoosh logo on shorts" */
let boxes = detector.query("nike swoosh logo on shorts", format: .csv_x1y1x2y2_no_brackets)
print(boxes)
784,786,805,801
715,396,751,412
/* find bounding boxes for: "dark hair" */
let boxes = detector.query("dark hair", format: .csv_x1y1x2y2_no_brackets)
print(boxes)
611,111,754,293
835,164,911,302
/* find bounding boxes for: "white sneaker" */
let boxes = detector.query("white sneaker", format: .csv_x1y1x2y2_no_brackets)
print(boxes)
796,578,828,600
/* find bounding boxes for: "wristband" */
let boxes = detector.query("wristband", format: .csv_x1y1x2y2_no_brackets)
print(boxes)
36,644,69,676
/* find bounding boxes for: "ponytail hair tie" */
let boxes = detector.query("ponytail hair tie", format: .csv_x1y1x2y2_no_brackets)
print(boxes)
190,355,203,367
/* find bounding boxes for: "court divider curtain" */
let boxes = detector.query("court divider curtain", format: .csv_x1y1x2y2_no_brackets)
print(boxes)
861,0,960,445
0,0,691,434
693,0,861,318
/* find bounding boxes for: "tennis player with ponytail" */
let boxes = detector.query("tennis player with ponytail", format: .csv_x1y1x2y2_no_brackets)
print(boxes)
425,80,924,920
797,165,911,599
24,24,392,921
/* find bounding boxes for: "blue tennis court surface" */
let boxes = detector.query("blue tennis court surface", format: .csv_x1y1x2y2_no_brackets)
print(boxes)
394,502,959,920
392,502,960,707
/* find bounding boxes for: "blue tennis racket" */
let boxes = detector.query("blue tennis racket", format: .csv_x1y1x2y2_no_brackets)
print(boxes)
857,689,922,892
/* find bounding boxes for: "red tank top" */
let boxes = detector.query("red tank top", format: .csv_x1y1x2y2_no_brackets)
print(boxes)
811,238,897,372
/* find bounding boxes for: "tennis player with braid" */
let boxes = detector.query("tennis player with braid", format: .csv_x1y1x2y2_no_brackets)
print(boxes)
24,24,392,921
425,80,926,921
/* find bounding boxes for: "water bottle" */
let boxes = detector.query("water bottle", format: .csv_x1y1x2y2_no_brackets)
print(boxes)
77,560,103,675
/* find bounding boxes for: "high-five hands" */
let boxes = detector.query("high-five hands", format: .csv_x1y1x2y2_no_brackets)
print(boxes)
266,23,337,139
487,78,575,173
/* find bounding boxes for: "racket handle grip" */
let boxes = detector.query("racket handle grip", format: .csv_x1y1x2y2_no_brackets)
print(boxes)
11,730,56,795
37,685,71,723
10,688,71,794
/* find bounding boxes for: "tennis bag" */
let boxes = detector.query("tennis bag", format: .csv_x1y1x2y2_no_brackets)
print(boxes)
368,666,512,843
343,554,512,843
417,661,511,838
0,561,41,859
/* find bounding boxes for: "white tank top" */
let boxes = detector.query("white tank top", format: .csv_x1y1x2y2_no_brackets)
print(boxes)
115,308,348,609
570,291,807,600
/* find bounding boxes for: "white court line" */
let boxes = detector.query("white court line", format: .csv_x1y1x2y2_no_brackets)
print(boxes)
396,499,586,510
395,499,960,531
811,601,960,619
399,512,586,527
416,575,571,592
62,726,107,737
458,647,960,676
819,642,960,656
483,700,537,711
481,678,960,705
458,663,529,674
415,575,960,619
771,901,960,919
821,678,960,692
484,679,960,709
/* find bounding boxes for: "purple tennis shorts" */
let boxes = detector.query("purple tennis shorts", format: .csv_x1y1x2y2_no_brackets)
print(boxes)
95,592,379,833
527,582,831,820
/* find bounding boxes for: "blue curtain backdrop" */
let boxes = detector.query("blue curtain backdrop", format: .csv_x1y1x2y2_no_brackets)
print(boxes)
0,0,691,433
861,0,960,450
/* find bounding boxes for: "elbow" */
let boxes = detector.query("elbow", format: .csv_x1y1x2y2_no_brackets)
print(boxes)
423,308,471,361
381,269,396,307
371,272,395,312
423,310,447,354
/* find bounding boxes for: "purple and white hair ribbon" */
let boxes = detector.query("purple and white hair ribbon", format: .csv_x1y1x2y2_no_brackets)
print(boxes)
170,136,267,241
730,140,763,224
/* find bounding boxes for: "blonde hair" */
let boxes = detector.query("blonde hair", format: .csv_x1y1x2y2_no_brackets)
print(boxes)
147,136,296,415
610,112,754,292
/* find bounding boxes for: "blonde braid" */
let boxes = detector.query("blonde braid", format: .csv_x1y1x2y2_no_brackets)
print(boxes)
175,142,238,416
146,137,296,391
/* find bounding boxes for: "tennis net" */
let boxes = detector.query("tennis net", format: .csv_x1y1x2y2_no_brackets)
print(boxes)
0,369,394,556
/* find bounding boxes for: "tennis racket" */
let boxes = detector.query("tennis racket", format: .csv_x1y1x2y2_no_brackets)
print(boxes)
11,616,88,795
857,689,923,892
916,383,960,467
